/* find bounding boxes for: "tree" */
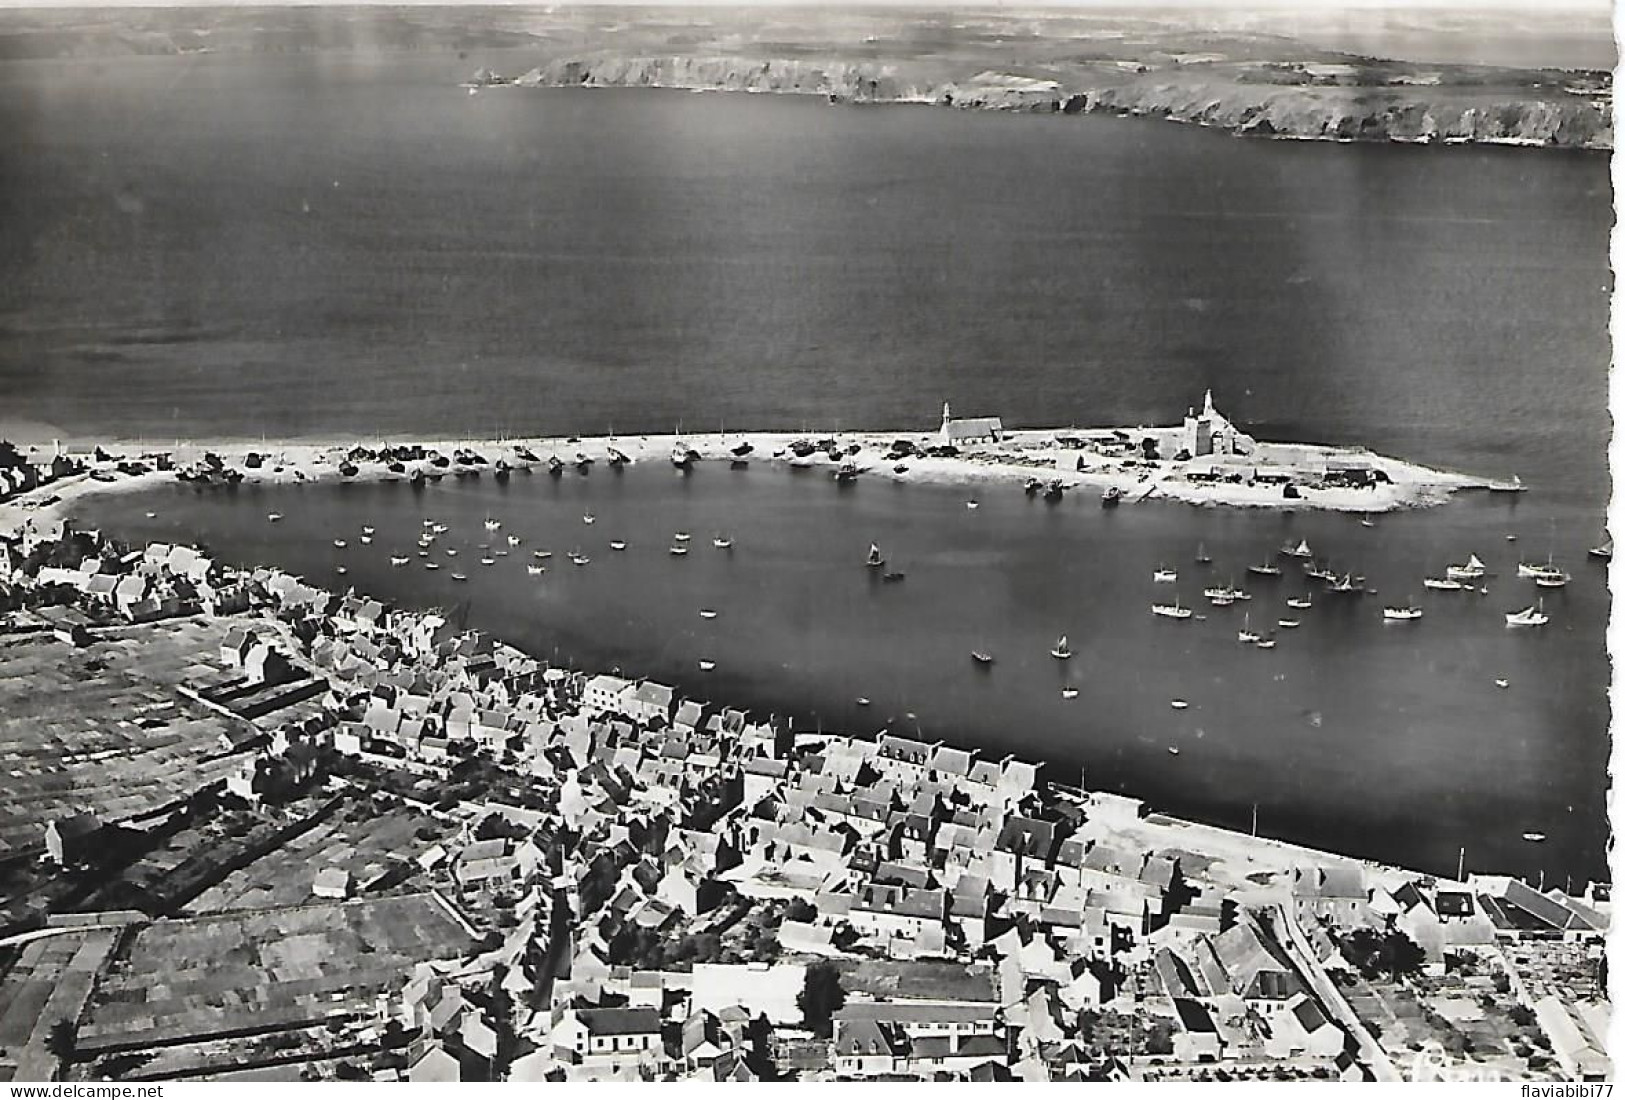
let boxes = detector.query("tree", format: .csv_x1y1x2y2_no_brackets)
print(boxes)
798,962,846,1039
46,1018,77,1062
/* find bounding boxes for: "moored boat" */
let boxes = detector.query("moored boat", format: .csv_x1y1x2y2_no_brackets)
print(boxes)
866,543,885,568
970,650,995,665
1487,474,1527,493
1152,600,1192,620
1423,577,1465,591
1382,603,1423,621
1247,561,1282,578
1050,635,1072,660
1505,600,1549,627
1101,486,1124,508
1153,567,1178,584
1589,538,1612,560
1446,553,1487,581
1280,538,1313,559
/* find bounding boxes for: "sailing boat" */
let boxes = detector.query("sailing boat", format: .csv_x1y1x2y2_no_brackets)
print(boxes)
1505,599,1549,627
1050,635,1072,660
1446,554,1487,581
1195,542,1213,565
866,543,885,568
1280,538,1313,559
1237,613,1260,644
1588,536,1613,561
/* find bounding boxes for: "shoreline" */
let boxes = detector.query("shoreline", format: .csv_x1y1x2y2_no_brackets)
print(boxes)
0,423,1494,541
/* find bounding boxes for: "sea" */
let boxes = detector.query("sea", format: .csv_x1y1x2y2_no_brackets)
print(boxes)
0,50,1611,885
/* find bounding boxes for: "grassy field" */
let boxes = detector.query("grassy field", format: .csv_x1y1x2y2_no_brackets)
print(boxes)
0,927,124,1081
76,893,472,1054
0,620,252,859
834,958,998,1002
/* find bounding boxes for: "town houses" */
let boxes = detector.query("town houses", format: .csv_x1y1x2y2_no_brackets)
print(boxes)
0,522,1607,1084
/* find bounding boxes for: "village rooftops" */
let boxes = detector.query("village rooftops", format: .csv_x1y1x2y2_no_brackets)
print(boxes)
837,1001,999,1025
575,1006,663,1036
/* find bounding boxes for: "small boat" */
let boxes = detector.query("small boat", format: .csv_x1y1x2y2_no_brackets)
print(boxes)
670,545,689,556
362,526,374,535
582,513,596,525
1446,554,1487,581
267,512,283,522
484,518,501,531
333,539,347,549
1277,618,1300,629
1589,538,1613,560
1495,678,1510,689
970,650,995,665
417,550,429,557
673,531,691,543
1050,635,1072,660
1167,746,1181,756
856,697,871,706
1383,604,1423,621
527,564,545,576
1153,567,1178,584
1061,688,1079,700
532,549,552,560
450,572,467,582
1423,577,1464,591
610,540,627,551
548,456,565,477
1101,487,1124,508
713,535,733,549
144,510,157,518
698,659,716,672
1043,480,1065,503
1326,575,1363,594
1280,539,1313,559
571,553,591,567
1247,561,1282,578
1170,699,1189,710
359,535,373,545
965,498,980,510
671,444,697,469
480,556,496,567
1152,601,1192,620
1304,564,1337,583
494,549,509,557
424,562,440,571
1517,558,1562,579
507,535,521,547
866,543,885,569
700,609,718,620
882,572,906,583
336,565,347,575
1522,832,1546,843
1195,543,1212,565
432,523,449,534
1505,601,1549,627
1208,595,1235,607
1534,572,1570,589
390,555,410,567
1487,474,1527,493
445,547,459,557
1254,637,1277,650
1286,595,1313,610
1237,614,1261,644
1024,477,1042,496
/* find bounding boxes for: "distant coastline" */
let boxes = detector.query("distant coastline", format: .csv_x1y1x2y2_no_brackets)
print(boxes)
470,56,1612,152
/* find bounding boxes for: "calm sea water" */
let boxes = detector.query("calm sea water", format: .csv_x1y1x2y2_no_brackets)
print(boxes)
4,51,1609,882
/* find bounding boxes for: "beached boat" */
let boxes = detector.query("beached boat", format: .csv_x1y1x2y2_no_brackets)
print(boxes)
1446,554,1487,581
1280,538,1313,559
1050,635,1072,660
1153,567,1177,584
548,456,565,477
1505,600,1549,627
1382,603,1423,621
1152,600,1192,620
1423,577,1465,591
1044,481,1065,503
1023,477,1041,496
1101,487,1124,508
866,543,885,569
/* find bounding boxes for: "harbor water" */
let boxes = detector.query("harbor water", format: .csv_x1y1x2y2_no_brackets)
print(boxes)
2,50,1609,883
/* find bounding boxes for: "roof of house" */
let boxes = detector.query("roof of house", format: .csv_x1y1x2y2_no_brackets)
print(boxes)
577,1007,662,1036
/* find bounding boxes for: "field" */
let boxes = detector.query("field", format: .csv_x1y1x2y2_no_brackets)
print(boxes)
75,893,473,1054
0,620,252,859
188,803,447,913
834,958,998,1003
0,927,124,1081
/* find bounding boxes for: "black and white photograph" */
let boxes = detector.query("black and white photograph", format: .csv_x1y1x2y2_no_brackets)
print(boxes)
0,0,1612,1085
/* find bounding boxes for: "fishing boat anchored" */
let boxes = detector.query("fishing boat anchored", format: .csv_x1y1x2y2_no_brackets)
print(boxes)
1446,554,1487,581
1237,614,1261,644
1505,600,1549,628
1152,600,1193,620
1382,603,1424,621
1423,577,1465,591
1247,560,1282,578
1153,566,1178,584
